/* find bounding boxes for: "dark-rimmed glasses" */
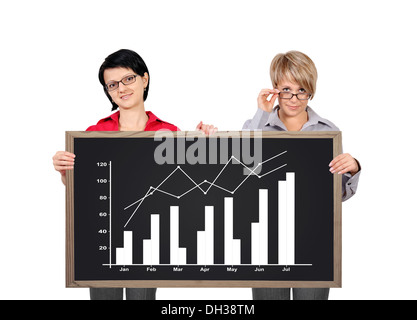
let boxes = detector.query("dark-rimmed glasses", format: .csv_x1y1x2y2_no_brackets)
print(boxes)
105,74,140,92
278,92,311,100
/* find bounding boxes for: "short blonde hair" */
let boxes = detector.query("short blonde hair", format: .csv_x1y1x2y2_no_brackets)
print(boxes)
270,51,318,99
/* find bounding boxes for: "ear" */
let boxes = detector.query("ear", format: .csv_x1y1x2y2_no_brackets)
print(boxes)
142,72,149,88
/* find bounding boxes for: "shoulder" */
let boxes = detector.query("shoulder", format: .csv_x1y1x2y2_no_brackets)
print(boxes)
86,111,119,131
319,116,340,131
242,109,271,130
307,107,340,131
145,111,180,131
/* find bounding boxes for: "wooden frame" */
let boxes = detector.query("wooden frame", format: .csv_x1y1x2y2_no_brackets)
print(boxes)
66,131,342,288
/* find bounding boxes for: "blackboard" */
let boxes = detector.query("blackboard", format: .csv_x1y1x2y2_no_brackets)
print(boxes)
66,131,342,288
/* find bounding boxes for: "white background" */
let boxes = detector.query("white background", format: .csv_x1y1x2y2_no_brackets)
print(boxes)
0,0,416,300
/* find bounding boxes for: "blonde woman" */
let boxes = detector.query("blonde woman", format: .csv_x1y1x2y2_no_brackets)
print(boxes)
243,51,361,300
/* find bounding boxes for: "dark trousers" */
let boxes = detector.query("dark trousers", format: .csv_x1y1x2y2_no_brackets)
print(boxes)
253,288,329,300
90,288,157,300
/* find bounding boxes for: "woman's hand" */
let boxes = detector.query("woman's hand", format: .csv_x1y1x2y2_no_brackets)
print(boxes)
195,121,218,135
329,153,359,176
53,151,75,185
257,89,279,113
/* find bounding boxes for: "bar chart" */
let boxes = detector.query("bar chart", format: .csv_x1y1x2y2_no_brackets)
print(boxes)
112,172,311,268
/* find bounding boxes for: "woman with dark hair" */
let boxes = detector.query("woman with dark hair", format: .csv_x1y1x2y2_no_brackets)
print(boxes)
53,49,217,299
98,49,153,113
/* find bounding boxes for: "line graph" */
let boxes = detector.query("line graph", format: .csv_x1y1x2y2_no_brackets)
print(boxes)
123,150,288,228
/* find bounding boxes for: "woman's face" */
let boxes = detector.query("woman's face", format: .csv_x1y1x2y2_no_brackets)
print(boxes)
276,78,310,118
104,67,148,110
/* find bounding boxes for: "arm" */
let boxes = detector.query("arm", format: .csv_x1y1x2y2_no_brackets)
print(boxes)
242,89,278,130
53,151,75,185
341,167,361,201
329,154,361,202
242,108,271,130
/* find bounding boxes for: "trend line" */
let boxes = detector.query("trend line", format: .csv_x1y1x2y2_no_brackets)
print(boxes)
123,151,287,228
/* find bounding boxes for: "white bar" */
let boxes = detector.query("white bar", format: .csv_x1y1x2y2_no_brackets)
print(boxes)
124,231,133,265
286,173,295,265
116,231,132,265
143,239,152,265
278,180,287,265
224,197,234,265
205,206,214,265
171,206,187,265
251,223,259,265
151,215,160,265
259,189,268,264
197,231,205,265
233,239,241,265
170,206,179,265
179,248,187,265
116,248,124,265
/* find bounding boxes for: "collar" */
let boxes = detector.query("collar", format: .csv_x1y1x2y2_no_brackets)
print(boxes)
99,110,162,126
265,106,334,130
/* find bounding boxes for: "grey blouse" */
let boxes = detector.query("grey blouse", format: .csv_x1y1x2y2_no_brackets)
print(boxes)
242,106,361,202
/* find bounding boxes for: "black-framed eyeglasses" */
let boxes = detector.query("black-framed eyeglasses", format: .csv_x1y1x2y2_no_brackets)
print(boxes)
105,74,140,92
278,92,311,100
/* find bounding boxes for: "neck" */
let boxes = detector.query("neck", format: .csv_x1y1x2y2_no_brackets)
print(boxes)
118,105,148,131
278,109,308,131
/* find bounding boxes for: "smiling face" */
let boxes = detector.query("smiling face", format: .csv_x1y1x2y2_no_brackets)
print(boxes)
103,67,148,110
276,78,310,119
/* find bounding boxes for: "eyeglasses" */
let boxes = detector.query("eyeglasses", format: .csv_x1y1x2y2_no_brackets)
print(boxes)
105,74,140,92
278,92,311,100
